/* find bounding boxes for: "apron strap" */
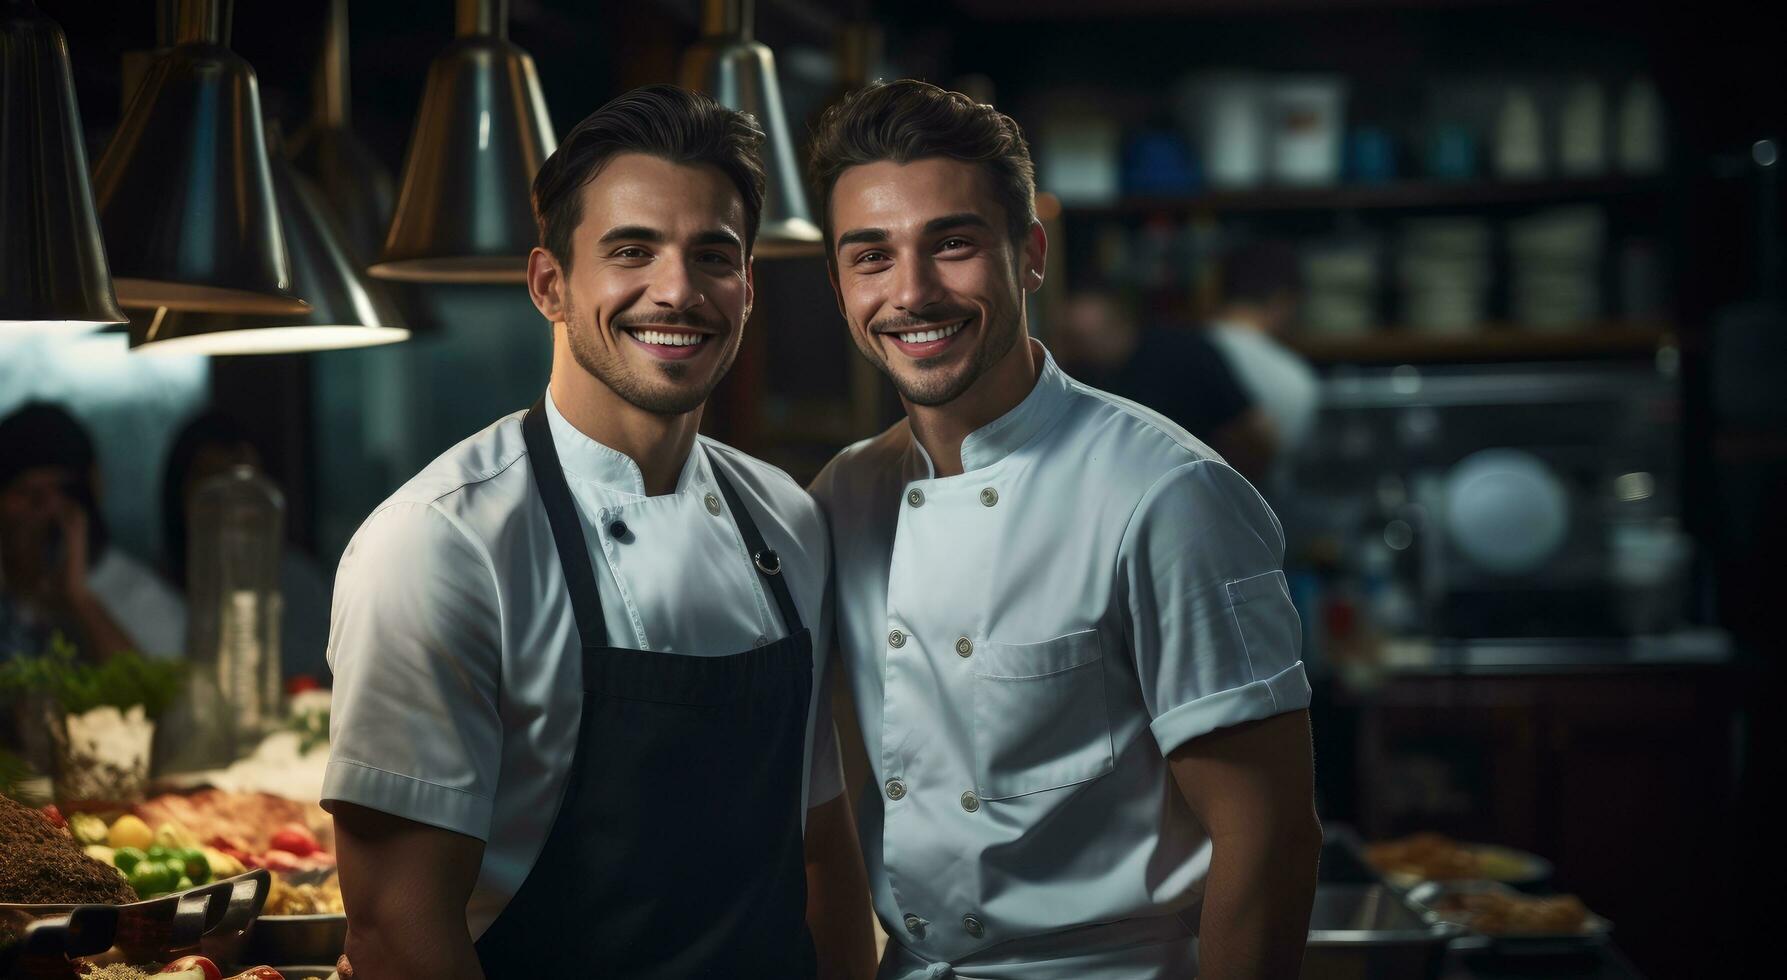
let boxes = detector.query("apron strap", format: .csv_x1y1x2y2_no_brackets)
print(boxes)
711,465,806,637
522,399,608,649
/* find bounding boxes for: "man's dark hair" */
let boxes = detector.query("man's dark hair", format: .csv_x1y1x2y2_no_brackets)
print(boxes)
808,79,1037,257
0,401,107,562
1220,239,1302,305
532,84,766,266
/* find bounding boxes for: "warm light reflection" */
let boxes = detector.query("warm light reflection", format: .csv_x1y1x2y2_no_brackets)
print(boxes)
130,325,411,356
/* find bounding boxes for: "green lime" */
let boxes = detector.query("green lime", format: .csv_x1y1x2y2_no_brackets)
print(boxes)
113,847,146,874
127,860,178,898
177,848,211,884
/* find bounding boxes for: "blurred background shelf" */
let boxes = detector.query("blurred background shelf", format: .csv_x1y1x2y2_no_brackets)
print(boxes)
1062,177,1671,217
1286,322,1672,363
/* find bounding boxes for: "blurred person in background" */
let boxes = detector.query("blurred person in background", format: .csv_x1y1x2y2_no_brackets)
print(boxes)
1206,240,1319,468
0,402,185,663
161,411,334,684
1056,287,1279,484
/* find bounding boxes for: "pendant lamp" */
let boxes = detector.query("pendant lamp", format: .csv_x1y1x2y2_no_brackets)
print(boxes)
0,1,126,331
369,0,556,283
131,129,409,355
680,0,822,258
288,0,392,265
92,0,306,314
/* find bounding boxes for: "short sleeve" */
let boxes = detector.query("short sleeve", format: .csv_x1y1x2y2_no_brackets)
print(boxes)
1118,459,1310,756
322,502,503,840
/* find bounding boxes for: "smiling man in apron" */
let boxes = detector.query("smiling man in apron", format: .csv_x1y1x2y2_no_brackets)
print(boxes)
322,86,874,979
805,81,1322,979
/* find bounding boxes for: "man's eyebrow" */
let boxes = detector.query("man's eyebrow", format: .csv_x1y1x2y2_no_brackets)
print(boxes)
923,212,992,235
692,229,743,250
598,225,666,244
836,227,888,250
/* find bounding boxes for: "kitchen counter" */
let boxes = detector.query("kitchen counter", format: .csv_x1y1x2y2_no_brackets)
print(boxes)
1443,945,1644,979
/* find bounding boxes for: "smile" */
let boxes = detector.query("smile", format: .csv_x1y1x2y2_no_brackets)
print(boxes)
889,320,967,344
626,328,709,347
883,318,973,358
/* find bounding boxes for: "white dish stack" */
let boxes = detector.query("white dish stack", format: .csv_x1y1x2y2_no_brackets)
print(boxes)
1301,240,1380,335
1398,218,1492,334
1509,207,1605,330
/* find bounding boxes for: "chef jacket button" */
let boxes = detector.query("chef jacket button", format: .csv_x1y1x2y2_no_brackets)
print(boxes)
888,629,906,649
885,778,907,801
705,492,722,515
980,487,999,507
907,488,925,508
955,636,973,658
608,519,629,539
960,790,980,812
753,635,769,648
963,914,985,938
903,913,923,936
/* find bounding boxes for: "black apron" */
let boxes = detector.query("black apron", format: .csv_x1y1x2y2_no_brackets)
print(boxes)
474,400,818,979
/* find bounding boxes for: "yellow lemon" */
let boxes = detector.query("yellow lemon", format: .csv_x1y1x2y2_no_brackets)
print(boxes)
107,813,154,851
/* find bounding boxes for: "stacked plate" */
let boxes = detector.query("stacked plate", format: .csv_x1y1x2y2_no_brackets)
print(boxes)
1301,240,1381,335
1398,219,1491,334
1509,207,1605,329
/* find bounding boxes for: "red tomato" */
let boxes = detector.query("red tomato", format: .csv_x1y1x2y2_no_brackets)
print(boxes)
257,849,304,872
268,823,319,857
285,675,320,695
40,804,65,830
228,968,285,980
161,955,223,980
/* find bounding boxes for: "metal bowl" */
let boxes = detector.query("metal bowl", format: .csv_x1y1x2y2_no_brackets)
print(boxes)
1,869,269,974
241,912,347,966
1302,884,1463,980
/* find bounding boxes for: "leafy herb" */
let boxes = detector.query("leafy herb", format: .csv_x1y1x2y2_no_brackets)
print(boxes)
0,632,185,719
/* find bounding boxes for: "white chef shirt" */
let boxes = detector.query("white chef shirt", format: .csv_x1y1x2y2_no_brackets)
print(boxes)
809,343,1310,978
323,389,843,938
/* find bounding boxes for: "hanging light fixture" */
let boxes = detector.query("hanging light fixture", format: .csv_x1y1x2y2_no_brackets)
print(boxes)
0,1,126,331
131,128,409,355
288,0,392,265
369,0,555,283
680,0,822,258
91,0,306,314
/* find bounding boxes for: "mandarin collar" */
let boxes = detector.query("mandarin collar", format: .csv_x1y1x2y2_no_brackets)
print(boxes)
543,386,707,498
907,341,1075,479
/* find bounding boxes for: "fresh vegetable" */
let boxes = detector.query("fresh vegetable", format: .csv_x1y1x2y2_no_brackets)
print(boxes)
113,846,147,873
227,969,284,980
0,632,185,718
69,812,109,845
40,804,65,830
108,814,154,850
177,847,212,884
267,823,319,858
127,858,181,897
155,820,197,850
83,844,116,866
161,956,223,980
201,846,246,879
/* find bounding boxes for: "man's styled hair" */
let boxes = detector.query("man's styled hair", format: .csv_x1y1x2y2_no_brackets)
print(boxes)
532,84,767,266
807,79,1037,255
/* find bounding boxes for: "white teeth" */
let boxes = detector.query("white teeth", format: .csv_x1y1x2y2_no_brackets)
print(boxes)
893,320,966,344
632,329,705,347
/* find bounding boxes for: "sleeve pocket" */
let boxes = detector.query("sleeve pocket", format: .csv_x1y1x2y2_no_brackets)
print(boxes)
1225,570,1302,677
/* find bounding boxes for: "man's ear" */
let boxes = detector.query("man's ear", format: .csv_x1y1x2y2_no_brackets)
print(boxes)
526,247,565,323
827,257,847,320
1022,219,1048,294
741,255,756,324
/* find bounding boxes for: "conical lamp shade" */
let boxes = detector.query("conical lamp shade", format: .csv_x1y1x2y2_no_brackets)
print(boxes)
92,0,307,314
132,135,409,355
0,1,126,330
369,0,555,283
289,0,392,265
680,0,821,258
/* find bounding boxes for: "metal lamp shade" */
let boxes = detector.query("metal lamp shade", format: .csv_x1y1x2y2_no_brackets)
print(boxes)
131,149,408,355
369,1,555,283
680,0,822,258
0,1,126,330
92,15,307,315
288,0,393,265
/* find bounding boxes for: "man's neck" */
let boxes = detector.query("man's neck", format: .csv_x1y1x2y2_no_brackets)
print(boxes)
904,336,1042,478
548,334,702,497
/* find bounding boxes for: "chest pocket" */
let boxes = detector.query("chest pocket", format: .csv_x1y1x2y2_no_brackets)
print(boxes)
970,629,1115,801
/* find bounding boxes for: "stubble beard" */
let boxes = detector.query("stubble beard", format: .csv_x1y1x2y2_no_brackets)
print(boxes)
563,294,738,417
856,303,1022,408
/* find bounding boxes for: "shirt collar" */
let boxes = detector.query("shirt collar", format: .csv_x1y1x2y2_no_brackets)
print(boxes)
910,340,1076,477
542,386,707,497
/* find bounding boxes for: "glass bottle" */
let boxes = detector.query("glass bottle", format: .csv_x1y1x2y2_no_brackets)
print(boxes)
186,465,285,754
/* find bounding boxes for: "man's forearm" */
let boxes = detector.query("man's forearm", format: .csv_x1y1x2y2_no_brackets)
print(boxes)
343,916,485,980
1195,819,1322,980
805,794,877,980
62,588,138,662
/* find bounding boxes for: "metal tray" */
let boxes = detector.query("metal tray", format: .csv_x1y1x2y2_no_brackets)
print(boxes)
1408,879,1612,953
240,913,347,968
1,869,269,979
1302,884,1463,980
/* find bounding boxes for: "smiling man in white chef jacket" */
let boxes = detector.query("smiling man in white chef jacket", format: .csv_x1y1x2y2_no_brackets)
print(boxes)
805,80,1322,979
321,87,873,979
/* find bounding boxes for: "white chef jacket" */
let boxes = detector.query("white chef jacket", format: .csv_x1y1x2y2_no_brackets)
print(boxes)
323,389,843,938
810,343,1310,978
